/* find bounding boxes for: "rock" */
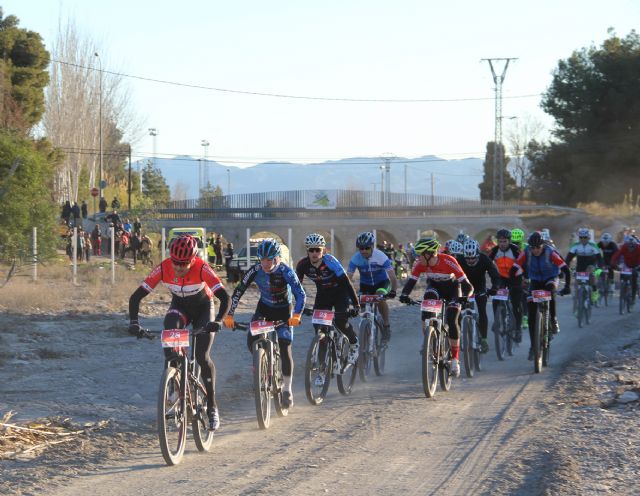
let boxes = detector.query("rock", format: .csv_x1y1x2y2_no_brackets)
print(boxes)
617,391,640,404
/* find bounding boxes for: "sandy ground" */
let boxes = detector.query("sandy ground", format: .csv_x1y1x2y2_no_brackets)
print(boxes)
1,288,639,496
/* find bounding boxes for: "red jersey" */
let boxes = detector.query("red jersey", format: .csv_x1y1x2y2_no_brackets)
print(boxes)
409,253,468,283
141,257,224,299
611,245,640,268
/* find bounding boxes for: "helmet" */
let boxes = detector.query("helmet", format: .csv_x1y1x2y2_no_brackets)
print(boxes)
578,227,590,238
304,233,326,248
463,239,480,258
170,235,198,263
624,235,637,246
511,229,525,243
257,238,281,259
356,231,375,249
444,239,455,252
528,231,544,248
456,232,468,244
449,240,464,256
540,230,550,242
414,236,440,255
496,228,511,240
600,232,612,243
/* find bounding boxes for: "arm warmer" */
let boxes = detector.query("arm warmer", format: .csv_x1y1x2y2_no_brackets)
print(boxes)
128,286,150,321
213,286,230,322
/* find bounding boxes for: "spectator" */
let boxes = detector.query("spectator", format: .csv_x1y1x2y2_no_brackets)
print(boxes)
76,227,85,261
71,202,81,226
84,232,92,262
111,196,121,210
140,233,152,264
123,218,132,233
129,232,140,264
81,200,88,219
61,201,71,223
120,230,130,259
99,196,107,213
207,234,216,265
480,234,497,255
224,242,234,274
214,234,223,268
107,210,121,225
133,217,142,236
407,242,416,267
91,224,102,256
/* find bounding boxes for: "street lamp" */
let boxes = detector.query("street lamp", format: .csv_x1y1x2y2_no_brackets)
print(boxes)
201,140,210,191
226,168,231,195
94,52,103,204
148,128,158,195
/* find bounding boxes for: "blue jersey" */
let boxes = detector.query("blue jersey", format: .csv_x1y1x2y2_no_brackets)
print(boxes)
228,262,306,315
348,248,392,286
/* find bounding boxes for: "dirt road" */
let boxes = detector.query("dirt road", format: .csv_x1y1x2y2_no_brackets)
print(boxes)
1,296,638,495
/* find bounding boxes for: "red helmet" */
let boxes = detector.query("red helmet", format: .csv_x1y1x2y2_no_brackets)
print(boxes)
170,235,197,263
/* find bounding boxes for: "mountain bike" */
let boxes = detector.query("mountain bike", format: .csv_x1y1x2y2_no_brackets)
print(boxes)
574,271,592,328
619,268,635,314
235,319,288,429
529,290,552,374
405,297,453,398
492,288,515,360
304,308,358,405
138,327,216,466
357,294,386,381
460,295,482,378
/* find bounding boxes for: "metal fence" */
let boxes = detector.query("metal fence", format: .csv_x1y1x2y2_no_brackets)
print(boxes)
154,189,567,220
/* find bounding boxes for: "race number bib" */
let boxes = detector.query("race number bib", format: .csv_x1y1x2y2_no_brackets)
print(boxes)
531,290,552,302
421,299,443,315
312,310,335,326
359,294,383,305
576,272,590,281
161,329,190,348
250,320,275,336
493,289,509,301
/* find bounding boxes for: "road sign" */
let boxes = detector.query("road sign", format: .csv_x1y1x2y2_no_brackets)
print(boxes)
90,187,99,197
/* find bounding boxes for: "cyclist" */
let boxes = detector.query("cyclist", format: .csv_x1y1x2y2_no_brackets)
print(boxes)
127,235,230,431
565,227,602,304
447,240,464,258
511,232,571,361
611,236,640,304
296,233,360,366
347,232,398,344
223,238,305,409
456,232,469,244
456,239,500,353
399,237,474,377
393,243,409,278
488,229,524,342
598,232,618,292
510,228,526,252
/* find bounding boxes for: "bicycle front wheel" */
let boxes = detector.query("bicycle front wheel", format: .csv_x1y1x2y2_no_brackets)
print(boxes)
494,305,506,361
336,338,357,396
461,316,474,378
273,349,288,418
191,374,214,452
421,327,438,398
304,334,331,405
253,347,271,429
533,309,543,374
619,283,626,315
358,320,373,382
439,335,452,392
157,367,187,466
373,319,386,376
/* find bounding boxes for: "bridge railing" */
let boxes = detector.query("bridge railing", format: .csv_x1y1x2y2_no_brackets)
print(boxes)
154,190,574,220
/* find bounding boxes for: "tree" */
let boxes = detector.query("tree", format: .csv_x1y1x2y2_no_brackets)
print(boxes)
198,182,225,208
142,162,170,205
534,30,640,205
0,8,50,134
505,115,545,200
478,141,518,201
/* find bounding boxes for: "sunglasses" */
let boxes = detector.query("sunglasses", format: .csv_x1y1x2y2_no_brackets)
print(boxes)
307,247,322,253
172,260,190,267
579,236,589,239
359,247,372,251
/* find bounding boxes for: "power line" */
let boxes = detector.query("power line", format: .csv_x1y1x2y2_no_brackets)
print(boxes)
51,59,541,103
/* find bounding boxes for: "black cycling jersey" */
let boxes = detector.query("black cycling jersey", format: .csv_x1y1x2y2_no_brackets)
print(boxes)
456,253,500,294
296,255,358,306
598,241,619,266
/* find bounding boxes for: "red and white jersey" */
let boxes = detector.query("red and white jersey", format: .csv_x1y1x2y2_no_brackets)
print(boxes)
409,253,468,283
141,257,223,299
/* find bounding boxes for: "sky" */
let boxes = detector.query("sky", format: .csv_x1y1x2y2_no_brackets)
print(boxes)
6,1,640,170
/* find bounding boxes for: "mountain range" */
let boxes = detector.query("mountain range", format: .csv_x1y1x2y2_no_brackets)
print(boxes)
136,155,484,200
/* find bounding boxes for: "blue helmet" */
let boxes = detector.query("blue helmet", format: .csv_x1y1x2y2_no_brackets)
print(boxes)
356,231,375,249
257,238,281,259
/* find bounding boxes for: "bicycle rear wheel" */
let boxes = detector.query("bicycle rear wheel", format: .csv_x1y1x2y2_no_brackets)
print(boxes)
533,309,543,374
253,347,271,429
358,320,373,382
304,334,331,405
439,336,452,392
273,350,288,418
462,316,474,378
158,367,187,466
421,327,438,398
191,369,214,452
494,305,506,361
373,319,386,376
336,338,357,396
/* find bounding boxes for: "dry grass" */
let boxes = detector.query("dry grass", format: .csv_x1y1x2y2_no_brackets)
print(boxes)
579,197,640,218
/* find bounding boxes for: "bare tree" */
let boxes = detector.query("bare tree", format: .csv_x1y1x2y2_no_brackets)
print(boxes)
43,16,145,204
505,114,545,200
172,181,189,201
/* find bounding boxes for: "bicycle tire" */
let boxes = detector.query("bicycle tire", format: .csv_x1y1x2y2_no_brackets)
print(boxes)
505,308,515,357
336,337,357,395
421,326,438,398
304,333,331,405
358,320,373,382
157,367,187,466
619,282,626,315
473,341,482,372
272,348,288,418
462,316,474,378
439,334,452,392
191,371,214,452
373,318,386,376
494,305,506,361
533,309,543,374
253,346,271,429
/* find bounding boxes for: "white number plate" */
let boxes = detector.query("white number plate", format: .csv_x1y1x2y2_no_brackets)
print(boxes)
531,290,552,302
493,288,509,301
250,321,275,336
161,329,190,348
621,270,632,276
421,299,443,315
312,310,335,326
359,294,383,304
576,272,590,281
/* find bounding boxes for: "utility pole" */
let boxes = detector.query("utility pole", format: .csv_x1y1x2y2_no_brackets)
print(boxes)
431,173,435,206
201,140,210,189
127,145,132,210
482,57,517,201
148,128,158,195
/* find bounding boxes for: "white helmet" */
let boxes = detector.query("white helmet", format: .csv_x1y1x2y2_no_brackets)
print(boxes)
304,233,326,248
600,232,613,243
578,227,590,238
449,240,464,256
463,239,480,258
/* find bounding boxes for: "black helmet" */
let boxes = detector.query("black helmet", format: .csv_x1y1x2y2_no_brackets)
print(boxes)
528,231,544,248
496,228,511,240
